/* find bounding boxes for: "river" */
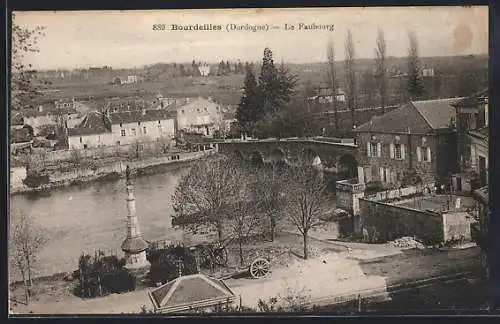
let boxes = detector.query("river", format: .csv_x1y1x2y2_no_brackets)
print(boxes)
10,164,191,279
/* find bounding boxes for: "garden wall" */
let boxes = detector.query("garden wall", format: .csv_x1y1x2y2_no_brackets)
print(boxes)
359,198,444,245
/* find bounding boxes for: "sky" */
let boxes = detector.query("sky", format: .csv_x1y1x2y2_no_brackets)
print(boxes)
13,7,488,70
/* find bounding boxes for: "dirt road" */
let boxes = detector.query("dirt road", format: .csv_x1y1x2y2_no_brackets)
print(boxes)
11,246,480,314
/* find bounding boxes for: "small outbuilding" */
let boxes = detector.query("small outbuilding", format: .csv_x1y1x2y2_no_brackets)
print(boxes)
147,274,237,314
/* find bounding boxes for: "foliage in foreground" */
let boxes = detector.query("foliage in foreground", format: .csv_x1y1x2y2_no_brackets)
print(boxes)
147,243,198,285
74,251,136,298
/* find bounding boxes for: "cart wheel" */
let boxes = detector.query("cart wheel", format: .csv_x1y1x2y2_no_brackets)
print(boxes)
214,247,228,266
249,258,270,279
199,247,212,268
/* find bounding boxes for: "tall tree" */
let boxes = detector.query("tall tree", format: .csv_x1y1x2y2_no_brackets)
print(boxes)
172,157,242,240
374,28,388,113
9,209,48,304
236,64,262,136
407,31,425,100
326,39,339,130
285,160,327,260
11,14,46,110
253,164,288,241
277,60,298,105
259,48,281,115
345,29,357,128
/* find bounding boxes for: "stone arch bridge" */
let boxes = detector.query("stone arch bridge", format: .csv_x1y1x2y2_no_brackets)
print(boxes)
217,137,360,178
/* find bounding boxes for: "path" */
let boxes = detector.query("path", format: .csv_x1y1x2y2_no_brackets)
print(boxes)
11,246,480,314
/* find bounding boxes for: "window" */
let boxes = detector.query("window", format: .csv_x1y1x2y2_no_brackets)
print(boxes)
197,108,200,113
181,110,185,114
143,126,147,134
131,128,136,136
158,120,161,124
116,141,121,145
423,147,431,162
158,125,162,133
79,137,82,143
121,129,126,136
395,144,402,159
370,142,378,157
119,123,123,127
98,135,101,142
204,107,208,111
138,121,141,126
83,144,88,149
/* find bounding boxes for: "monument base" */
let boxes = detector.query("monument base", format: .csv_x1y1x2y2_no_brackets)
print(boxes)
123,250,151,278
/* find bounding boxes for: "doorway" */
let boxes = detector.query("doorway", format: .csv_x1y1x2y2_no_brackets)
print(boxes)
478,156,487,186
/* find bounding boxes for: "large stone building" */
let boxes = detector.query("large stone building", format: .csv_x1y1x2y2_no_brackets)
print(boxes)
354,98,461,188
451,89,488,192
67,108,175,149
175,97,224,136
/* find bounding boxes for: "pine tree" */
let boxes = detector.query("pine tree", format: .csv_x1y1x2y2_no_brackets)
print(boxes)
236,65,262,136
374,28,388,113
259,48,281,115
407,31,425,100
345,29,357,128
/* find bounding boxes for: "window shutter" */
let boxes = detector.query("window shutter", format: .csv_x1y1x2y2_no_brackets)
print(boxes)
417,146,422,162
365,167,372,182
379,167,384,182
366,142,371,157
390,143,395,159
401,144,406,160
377,143,382,157
427,147,432,162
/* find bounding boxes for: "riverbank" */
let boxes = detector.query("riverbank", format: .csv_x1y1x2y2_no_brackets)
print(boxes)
10,149,217,196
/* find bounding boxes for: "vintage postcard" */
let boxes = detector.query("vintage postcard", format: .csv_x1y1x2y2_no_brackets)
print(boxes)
9,6,490,315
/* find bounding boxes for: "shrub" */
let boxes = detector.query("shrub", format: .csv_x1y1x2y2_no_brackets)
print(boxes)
73,250,136,298
147,243,198,285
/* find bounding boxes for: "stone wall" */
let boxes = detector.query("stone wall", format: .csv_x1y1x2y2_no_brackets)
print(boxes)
11,150,216,194
359,198,444,245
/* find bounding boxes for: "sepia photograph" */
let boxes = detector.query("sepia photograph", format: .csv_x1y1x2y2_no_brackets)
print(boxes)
8,6,490,315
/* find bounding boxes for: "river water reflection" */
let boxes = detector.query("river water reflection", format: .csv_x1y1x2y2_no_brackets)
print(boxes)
10,165,190,278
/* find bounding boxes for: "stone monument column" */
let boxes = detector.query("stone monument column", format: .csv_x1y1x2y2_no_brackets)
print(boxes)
121,166,150,277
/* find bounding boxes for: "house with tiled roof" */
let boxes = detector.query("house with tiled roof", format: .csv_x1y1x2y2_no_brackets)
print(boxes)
22,103,80,136
148,274,236,314
451,89,488,193
68,108,176,149
354,98,462,187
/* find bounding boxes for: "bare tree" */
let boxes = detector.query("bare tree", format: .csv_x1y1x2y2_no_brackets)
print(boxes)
172,157,242,240
9,209,47,305
252,164,287,241
326,39,339,130
345,29,357,128
11,14,47,110
374,28,388,113
284,160,327,259
229,199,262,266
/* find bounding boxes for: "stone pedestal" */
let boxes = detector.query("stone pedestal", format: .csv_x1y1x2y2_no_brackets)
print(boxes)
121,183,151,279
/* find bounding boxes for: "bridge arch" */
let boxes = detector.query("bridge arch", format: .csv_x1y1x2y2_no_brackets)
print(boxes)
337,154,358,180
302,148,322,167
250,150,265,165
